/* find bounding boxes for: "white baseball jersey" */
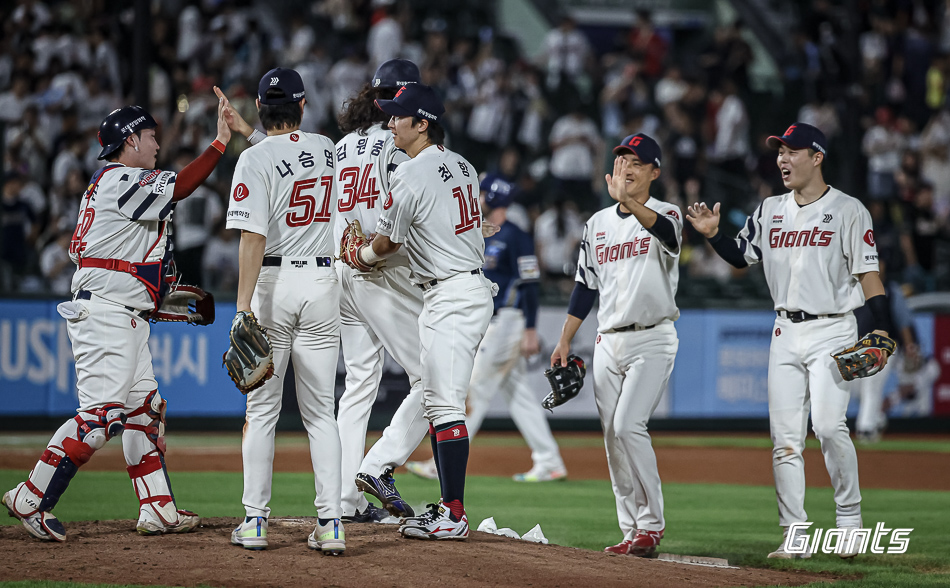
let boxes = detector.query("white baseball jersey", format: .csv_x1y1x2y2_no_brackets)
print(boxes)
333,123,409,249
375,145,484,283
736,187,878,314
70,164,178,310
576,199,683,331
226,131,338,256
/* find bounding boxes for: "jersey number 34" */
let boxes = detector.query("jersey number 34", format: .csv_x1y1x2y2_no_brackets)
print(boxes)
337,164,379,212
286,177,333,227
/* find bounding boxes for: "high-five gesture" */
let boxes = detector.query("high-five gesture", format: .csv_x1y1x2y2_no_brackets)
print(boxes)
605,156,630,206
685,202,722,239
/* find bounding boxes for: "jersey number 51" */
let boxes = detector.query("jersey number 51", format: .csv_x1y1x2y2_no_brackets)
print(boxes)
286,177,333,227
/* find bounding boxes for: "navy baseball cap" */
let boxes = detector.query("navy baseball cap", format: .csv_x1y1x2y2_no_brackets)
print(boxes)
373,59,421,88
479,173,517,208
613,133,662,167
258,67,305,105
767,122,827,155
97,105,157,160
375,84,445,124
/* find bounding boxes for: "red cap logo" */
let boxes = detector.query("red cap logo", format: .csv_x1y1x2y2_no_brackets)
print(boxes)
628,136,642,147
233,183,249,201
395,86,407,98
863,229,875,247
784,124,797,137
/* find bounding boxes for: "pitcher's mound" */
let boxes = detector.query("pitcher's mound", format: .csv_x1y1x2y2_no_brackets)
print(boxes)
1,517,836,587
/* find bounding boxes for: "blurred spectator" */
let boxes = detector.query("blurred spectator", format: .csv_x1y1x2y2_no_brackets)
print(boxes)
654,65,688,108
707,79,749,180
900,182,945,292
0,72,32,123
626,10,668,80
329,49,369,117
540,15,593,99
39,221,74,296
918,107,950,218
548,105,602,211
534,193,583,297
367,3,402,69
170,148,224,287
202,221,240,293
862,106,907,200
600,58,650,137
0,173,39,281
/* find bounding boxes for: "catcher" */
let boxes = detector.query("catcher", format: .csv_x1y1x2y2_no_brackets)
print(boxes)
3,98,231,542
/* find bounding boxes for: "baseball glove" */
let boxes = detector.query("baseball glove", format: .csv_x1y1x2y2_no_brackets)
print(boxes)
542,355,586,411
832,332,897,381
223,311,275,394
340,219,374,272
150,285,215,325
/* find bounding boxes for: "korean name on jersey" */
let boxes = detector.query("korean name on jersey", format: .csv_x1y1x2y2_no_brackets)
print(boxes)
226,132,338,257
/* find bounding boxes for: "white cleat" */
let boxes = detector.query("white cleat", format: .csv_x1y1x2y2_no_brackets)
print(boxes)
231,516,268,550
308,519,345,555
400,501,469,540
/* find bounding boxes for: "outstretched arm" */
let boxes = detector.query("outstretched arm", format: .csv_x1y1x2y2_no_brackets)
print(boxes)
686,202,749,268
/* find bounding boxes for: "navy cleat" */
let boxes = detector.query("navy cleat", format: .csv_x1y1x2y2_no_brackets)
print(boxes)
355,467,415,518
341,501,389,523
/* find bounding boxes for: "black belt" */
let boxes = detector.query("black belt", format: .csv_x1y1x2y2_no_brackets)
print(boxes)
74,289,151,319
614,323,656,332
262,256,333,267
776,310,845,323
417,269,482,291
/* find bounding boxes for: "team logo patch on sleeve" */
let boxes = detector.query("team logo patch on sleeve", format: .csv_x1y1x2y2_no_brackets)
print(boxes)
227,208,251,221
138,170,160,186
233,183,249,201
666,210,680,221
863,229,876,247
383,191,393,210
153,171,174,196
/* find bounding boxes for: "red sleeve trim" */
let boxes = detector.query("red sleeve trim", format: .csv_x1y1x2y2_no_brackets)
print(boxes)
172,144,222,201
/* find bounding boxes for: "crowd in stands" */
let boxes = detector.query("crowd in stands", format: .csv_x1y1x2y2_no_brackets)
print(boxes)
1,0,949,303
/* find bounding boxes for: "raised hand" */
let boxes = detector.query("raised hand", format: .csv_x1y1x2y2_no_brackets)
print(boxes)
605,156,628,202
214,90,232,146
685,202,722,238
214,86,253,138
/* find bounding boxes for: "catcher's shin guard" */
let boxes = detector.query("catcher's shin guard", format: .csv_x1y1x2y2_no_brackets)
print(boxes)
124,390,196,533
6,404,126,541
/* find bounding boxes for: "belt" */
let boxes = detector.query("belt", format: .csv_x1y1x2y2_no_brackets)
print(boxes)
74,289,151,319
776,310,845,323
262,256,333,268
614,323,656,332
417,269,482,291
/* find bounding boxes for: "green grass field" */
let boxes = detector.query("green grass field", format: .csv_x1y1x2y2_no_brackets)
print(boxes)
2,435,949,588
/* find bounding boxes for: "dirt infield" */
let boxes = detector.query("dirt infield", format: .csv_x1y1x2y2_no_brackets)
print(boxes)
0,518,833,588
2,433,947,490
1,434,942,587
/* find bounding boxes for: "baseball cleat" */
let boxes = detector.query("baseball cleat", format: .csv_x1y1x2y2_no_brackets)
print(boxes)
400,501,469,540
629,529,663,557
405,458,439,480
136,509,200,536
341,502,389,524
308,519,345,555
836,526,862,559
231,516,268,550
604,539,633,555
355,467,415,518
4,488,66,542
512,466,567,483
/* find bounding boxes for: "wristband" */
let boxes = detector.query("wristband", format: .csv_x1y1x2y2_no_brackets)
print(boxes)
359,244,385,265
248,129,266,145
211,139,227,154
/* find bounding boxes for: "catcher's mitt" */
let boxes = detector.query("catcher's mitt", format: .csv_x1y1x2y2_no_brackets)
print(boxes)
832,332,897,381
223,311,275,394
542,355,586,411
340,219,374,272
150,285,215,325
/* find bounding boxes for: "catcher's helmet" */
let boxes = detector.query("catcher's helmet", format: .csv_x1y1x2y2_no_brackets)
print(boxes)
479,173,517,209
97,105,157,160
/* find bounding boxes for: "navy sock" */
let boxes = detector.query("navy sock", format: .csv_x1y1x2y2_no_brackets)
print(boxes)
428,423,442,481
318,518,333,526
435,420,469,521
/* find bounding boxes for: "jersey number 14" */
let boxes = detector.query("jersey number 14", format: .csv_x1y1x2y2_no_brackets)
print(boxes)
286,177,333,227
453,185,481,235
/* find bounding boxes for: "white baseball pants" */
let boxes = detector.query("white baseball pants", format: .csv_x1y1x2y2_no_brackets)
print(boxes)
593,322,677,538
769,313,862,528
243,265,342,520
337,262,429,516
466,308,565,472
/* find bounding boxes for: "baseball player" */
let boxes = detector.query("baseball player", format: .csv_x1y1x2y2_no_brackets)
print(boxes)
343,84,494,540
3,100,232,541
406,174,567,483
333,59,427,523
221,68,345,554
686,122,894,559
551,134,681,558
